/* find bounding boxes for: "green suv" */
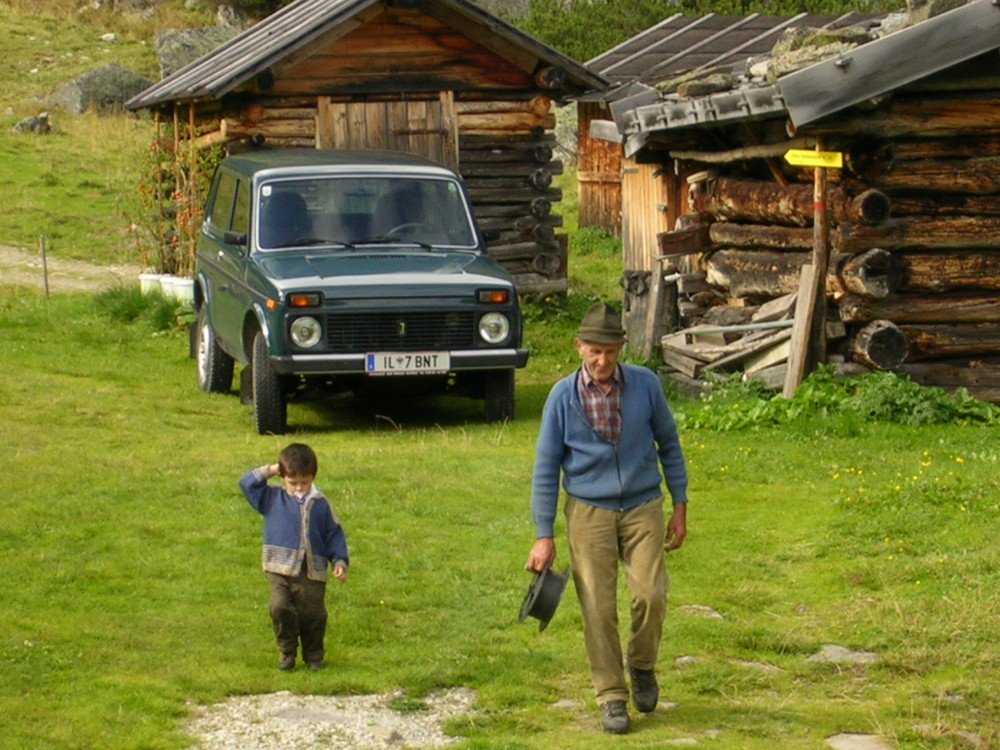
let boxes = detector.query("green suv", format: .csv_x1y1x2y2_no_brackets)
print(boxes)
192,149,528,434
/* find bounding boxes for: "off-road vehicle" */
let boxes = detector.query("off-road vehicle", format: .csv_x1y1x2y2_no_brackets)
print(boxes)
193,149,528,434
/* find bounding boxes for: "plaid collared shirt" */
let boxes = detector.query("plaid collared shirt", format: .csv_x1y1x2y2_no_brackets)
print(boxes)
577,363,623,444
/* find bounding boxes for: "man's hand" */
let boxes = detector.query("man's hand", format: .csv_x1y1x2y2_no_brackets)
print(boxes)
526,537,556,573
665,502,687,551
333,563,347,583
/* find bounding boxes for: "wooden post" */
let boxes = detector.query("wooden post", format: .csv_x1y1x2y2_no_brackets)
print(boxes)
641,261,667,361
783,141,832,398
40,235,50,299
808,143,831,367
782,264,819,397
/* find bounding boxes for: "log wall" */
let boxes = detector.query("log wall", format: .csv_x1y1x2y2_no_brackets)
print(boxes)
650,77,1000,402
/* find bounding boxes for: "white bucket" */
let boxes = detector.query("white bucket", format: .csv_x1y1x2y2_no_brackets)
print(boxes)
139,273,161,294
158,274,177,298
171,277,195,304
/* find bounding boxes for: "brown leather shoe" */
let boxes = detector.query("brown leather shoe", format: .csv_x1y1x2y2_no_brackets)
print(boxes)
600,700,631,734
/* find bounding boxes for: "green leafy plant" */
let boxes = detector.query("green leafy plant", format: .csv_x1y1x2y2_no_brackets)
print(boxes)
676,365,1000,431
93,285,194,333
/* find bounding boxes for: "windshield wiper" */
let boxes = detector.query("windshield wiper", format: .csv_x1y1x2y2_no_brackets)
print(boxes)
351,235,434,249
272,237,348,249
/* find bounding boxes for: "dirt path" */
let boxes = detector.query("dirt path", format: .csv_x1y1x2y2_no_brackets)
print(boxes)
0,244,147,294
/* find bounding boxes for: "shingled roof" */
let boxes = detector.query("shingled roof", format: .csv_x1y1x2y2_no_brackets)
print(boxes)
600,0,1000,156
126,0,606,111
587,11,884,87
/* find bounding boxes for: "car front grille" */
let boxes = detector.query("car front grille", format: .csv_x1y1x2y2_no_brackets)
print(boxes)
325,311,477,351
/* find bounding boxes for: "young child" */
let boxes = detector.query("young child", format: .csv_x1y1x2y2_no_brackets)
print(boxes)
239,443,349,671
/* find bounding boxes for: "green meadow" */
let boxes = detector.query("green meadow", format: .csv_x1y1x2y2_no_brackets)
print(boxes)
1,276,997,749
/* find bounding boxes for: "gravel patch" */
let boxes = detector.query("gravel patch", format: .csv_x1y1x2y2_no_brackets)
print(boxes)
0,245,145,294
184,688,477,750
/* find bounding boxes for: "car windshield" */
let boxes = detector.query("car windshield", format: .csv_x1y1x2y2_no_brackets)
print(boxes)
256,175,478,250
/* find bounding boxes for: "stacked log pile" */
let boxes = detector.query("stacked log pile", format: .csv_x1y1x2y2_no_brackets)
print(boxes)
456,111,568,298
656,107,1000,402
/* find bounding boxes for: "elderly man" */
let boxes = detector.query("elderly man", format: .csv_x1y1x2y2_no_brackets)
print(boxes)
526,301,689,734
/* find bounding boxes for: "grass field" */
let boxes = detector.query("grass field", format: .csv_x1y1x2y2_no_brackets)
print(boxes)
1,282,998,749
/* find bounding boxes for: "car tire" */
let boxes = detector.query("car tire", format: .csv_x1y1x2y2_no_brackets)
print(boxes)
483,368,515,422
252,330,287,435
195,306,234,394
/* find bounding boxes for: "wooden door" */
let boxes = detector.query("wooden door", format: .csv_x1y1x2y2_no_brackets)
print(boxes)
621,159,671,355
316,92,459,169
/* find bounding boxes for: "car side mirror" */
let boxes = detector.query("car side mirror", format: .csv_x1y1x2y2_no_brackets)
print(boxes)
223,230,248,247
481,228,501,242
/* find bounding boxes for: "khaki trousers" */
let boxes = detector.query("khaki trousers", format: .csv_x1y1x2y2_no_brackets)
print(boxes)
565,496,668,704
266,564,328,664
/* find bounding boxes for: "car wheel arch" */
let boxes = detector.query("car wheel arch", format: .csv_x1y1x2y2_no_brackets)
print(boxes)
242,307,271,362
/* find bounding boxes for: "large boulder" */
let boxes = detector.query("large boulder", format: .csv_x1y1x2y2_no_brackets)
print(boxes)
49,64,153,114
153,26,243,79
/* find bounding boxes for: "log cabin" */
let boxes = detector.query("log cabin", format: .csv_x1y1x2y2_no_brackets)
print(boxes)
593,0,1000,403
125,0,606,296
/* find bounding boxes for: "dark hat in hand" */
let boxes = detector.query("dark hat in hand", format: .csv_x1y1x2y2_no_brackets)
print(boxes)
576,301,626,344
519,567,569,632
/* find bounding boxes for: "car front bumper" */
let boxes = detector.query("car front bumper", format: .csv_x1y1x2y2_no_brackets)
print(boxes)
271,348,529,375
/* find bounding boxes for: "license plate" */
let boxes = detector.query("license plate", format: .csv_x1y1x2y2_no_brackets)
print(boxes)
365,351,449,375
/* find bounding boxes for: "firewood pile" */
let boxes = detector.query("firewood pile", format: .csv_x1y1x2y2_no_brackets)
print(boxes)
655,86,1000,403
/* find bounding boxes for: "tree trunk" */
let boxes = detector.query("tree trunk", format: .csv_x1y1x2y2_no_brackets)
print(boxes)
897,360,1000,403
890,194,1000,217
833,217,1000,253
848,319,908,370
705,248,899,299
900,250,1000,292
691,177,891,227
797,94,1000,137
709,222,813,250
872,156,1000,194
839,293,1000,324
901,323,1000,361
472,197,552,219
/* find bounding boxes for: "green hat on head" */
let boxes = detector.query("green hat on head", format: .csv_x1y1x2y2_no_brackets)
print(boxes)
576,301,626,344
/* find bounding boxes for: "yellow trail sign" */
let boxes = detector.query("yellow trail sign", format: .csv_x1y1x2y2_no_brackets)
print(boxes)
784,149,843,168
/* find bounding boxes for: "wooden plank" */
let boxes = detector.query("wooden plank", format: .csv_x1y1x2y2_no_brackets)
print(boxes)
365,101,388,151
662,348,706,378
752,292,796,322
745,337,792,374
316,97,348,149
439,90,459,169
657,224,712,257
783,263,821,398
704,329,793,373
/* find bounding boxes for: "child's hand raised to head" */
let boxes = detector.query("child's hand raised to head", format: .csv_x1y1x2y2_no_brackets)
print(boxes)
333,563,347,583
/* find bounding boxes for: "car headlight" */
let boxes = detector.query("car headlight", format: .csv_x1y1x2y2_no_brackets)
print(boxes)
478,312,510,344
290,316,322,348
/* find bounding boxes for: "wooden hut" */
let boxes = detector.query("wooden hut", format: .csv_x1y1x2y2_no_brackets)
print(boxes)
598,0,1000,402
125,0,606,296
577,11,884,343
577,12,882,235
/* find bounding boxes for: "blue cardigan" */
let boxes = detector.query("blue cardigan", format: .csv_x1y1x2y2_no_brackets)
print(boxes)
531,364,689,538
239,467,349,581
